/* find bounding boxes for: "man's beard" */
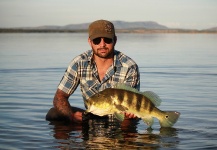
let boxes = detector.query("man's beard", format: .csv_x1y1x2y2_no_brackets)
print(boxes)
92,47,114,59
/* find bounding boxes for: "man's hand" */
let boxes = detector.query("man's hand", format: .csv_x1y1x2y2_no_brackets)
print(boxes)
71,111,83,123
124,112,137,119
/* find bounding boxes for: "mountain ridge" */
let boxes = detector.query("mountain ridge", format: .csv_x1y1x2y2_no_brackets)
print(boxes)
0,21,216,33
35,20,168,30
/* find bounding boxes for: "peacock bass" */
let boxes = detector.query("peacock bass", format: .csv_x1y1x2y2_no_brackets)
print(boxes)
84,84,180,128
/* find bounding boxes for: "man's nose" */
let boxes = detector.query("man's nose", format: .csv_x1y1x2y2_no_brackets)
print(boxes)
98,38,106,46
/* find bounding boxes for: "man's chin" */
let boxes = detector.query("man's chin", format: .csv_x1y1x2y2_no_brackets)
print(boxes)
98,54,108,58
94,49,113,58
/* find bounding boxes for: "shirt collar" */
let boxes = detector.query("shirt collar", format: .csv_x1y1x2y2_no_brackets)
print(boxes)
113,50,122,68
87,50,93,63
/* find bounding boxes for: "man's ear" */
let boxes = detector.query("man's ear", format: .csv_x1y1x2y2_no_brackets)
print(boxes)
113,36,117,45
88,38,92,46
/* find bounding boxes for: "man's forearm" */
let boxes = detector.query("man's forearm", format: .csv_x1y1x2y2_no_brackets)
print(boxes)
53,89,73,119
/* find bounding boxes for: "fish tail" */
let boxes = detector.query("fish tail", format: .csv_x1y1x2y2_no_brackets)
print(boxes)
159,111,180,127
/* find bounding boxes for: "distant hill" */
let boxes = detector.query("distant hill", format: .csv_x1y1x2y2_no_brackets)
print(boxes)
35,20,168,30
0,21,216,33
36,23,89,30
106,21,168,29
203,27,217,31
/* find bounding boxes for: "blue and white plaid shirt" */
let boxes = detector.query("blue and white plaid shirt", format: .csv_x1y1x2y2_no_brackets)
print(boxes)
58,50,140,101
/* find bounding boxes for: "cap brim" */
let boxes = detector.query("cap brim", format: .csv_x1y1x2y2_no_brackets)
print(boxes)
90,34,114,40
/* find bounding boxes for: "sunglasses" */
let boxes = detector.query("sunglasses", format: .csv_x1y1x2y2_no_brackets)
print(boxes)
92,37,113,45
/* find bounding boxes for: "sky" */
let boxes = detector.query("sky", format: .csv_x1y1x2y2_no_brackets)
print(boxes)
0,0,216,29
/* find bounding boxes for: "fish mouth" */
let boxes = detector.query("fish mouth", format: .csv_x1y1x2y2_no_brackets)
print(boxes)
175,111,181,117
173,111,181,123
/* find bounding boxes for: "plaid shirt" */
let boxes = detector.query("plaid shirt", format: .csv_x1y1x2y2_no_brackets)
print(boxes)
58,50,140,101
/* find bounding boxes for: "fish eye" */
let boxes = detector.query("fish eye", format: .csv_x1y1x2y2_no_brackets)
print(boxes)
165,115,169,119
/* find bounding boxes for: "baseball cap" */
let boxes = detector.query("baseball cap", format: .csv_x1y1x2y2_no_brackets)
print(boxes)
88,20,115,40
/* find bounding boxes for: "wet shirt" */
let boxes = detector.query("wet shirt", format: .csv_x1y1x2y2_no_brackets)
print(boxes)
58,50,140,101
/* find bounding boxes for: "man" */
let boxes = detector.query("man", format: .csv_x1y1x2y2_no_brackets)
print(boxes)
46,19,140,123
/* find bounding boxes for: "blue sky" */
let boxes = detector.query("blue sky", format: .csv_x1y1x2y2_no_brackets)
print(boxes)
0,0,216,29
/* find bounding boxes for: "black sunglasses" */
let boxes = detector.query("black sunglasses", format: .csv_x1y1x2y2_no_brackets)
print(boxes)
92,37,113,45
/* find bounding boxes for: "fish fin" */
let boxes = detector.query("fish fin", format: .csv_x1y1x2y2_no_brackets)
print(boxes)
114,112,125,121
159,111,180,127
142,91,162,107
113,103,127,121
115,104,128,112
142,116,154,128
114,83,140,93
114,83,162,107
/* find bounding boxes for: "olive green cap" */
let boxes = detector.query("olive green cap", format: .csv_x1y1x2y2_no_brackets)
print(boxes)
88,20,115,40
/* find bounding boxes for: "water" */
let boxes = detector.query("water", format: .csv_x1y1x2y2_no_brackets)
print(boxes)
0,33,217,149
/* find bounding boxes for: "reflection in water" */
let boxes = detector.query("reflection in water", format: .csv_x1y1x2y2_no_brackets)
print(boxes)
49,118,179,149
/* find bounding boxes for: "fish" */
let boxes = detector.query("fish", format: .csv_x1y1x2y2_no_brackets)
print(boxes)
84,84,180,128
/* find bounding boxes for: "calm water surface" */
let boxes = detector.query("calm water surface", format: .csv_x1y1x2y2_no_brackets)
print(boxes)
0,33,217,149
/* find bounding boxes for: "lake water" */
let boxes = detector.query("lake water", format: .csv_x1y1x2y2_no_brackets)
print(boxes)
0,33,217,149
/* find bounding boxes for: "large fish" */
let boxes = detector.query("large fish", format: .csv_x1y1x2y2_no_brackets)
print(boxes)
84,84,180,128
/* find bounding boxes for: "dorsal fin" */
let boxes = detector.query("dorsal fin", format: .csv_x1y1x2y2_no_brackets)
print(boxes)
143,91,161,107
114,83,141,93
114,83,161,107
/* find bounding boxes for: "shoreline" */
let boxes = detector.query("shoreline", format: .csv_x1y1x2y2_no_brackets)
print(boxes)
0,28,216,34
